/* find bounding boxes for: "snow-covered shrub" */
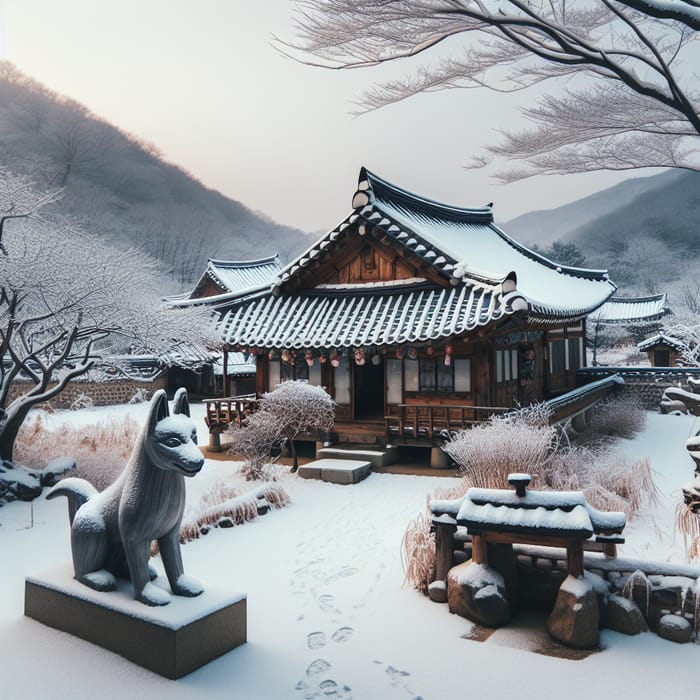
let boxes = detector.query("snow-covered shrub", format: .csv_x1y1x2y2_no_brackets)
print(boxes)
443,403,557,488
676,501,700,561
401,498,435,594
128,387,150,405
15,414,139,490
585,395,647,442
258,381,335,472
542,446,658,519
227,410,284,481
69,393,94,411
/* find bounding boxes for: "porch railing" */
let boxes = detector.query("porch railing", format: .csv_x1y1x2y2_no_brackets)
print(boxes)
385,404,510,441
204,394,257,450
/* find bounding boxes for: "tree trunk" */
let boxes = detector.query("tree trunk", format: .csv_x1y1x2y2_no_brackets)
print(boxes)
0,401,34,463
289,438,298,473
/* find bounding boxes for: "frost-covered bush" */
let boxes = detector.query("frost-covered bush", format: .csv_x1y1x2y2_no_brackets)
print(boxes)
443,403,556,488
128,387,150,405
69,393,94,411
542,446,658,519
228,411,284,481
584,395,647,442
258,381,335,472
15,414,138,490
401,503,435,594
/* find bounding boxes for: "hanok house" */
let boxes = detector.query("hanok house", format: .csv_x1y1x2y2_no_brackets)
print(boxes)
179,168,616,447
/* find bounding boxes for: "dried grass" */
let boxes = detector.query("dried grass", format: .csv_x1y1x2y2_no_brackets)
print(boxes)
676,501,700,561
622,570,652,617
179,481,290,544
543,447,658,519
443,403,557,488
400,496,435,594
15,414,138,490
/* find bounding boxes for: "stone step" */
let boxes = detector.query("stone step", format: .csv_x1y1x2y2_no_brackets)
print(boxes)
317,445,398,467
298,458,372,485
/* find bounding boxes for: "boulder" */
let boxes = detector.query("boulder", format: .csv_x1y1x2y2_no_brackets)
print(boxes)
606,595,647,635
657,614,693,644
547,575,599,649
447,561,510,627
428,580,447,604
40,457,77,487
0,460,42,502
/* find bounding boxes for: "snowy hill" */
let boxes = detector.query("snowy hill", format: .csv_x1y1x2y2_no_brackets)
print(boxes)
503,169,700,294
0,62,312,284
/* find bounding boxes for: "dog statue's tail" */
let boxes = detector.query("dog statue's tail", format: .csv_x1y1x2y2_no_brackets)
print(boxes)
46,477,98,525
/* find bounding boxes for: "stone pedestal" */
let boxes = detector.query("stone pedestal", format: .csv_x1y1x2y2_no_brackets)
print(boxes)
25,565,246,679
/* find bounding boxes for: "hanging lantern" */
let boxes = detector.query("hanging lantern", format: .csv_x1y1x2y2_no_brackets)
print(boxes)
305,349,314,367
407,347,417,361
289,350,296,366
319,352,327,364
371,353,382,366
281,349,290,363
355,348,366,365
426,344,434,356
395,346,404,360
268,349,275,361
444,342,454,366
330,351,340,368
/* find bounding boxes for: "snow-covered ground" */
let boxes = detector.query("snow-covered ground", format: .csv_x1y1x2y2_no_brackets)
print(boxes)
1,404,699,699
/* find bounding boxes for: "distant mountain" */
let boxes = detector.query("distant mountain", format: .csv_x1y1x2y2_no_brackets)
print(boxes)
502,168,700,294
0,62,312,286
501,169,683,247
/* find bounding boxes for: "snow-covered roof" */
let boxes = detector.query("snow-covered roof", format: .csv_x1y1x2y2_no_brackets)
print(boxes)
212,352,256,376
217,278,518,349
637,332,685,352
213,168,617,346
168,256,282,305
593,294,669,325
432,474,626,539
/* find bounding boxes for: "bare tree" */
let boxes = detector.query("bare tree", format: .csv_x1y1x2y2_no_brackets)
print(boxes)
0,175,216,462
285,1,700,180
0,171,62,254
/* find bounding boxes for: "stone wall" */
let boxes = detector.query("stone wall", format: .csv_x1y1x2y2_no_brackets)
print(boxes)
577,367,700,410
6,377,167,410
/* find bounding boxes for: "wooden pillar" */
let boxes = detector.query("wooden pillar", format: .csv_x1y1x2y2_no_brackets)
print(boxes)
222,348,230,398
566,539,584,578
471,533,488,565
434,521,457,581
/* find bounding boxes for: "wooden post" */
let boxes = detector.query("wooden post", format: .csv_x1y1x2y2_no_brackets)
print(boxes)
566,539,584,578
471,533,488,565
223,348,230,398
434,521,457,581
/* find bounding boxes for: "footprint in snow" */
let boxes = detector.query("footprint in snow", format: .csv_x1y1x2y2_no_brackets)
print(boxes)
307,631,327,650
331,626,354,643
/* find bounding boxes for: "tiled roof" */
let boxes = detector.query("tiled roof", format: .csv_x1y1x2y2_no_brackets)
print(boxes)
217,279,518,349
593,294,669,324
167,256,281,305
275,168,616,324
205,256,281,294
637,332,685,352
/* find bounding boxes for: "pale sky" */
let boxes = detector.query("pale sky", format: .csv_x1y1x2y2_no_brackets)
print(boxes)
0,0,647,233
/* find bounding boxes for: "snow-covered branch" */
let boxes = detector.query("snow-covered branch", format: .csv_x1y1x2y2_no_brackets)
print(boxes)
286,0,700,178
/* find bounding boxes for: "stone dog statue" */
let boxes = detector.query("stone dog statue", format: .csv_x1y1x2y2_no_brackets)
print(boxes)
47,389,205,606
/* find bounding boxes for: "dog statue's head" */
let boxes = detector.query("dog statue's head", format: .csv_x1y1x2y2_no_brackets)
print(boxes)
146,389,204,476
